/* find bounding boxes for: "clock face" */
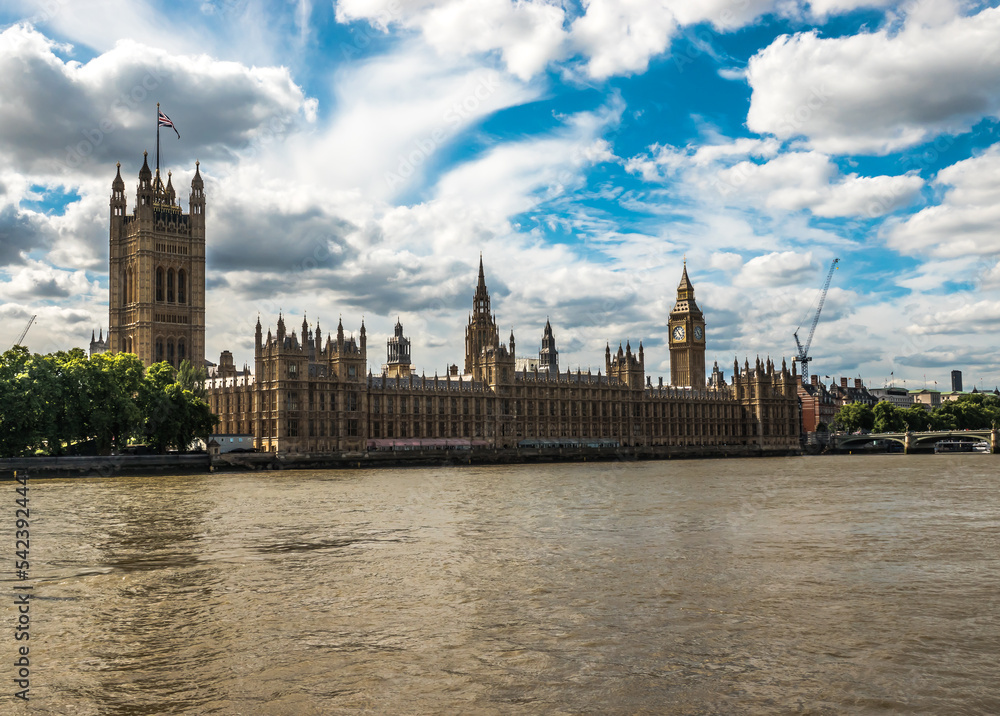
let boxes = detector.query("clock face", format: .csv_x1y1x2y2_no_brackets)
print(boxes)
694,326,704,341
672,325,685,342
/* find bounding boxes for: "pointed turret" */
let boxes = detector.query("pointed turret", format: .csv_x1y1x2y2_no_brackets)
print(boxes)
191,160,203,189
472,254,491,316
276,312,286,343
137,151,153,205
539,318,559,374
165,171,176,204
255,315,263,348
677,261,695,300
139,151,152,184
189,160,205,228
110,161,127,225
360,319,366,351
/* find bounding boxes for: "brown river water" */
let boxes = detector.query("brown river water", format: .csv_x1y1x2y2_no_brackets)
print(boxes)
5,455,999,715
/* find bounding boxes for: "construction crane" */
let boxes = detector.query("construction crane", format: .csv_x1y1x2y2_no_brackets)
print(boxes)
794,259,839,385
11,315,36,350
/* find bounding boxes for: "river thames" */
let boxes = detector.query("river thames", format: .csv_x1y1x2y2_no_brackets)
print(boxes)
6,455,999,714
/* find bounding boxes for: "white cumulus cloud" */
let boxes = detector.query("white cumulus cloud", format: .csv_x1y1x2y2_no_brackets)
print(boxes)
746,6,1000,154
888,143,1000,258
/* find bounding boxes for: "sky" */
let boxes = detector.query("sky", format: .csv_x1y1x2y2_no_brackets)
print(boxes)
1,0,999,390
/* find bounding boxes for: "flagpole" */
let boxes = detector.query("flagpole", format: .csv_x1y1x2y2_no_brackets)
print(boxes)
156,102,161,175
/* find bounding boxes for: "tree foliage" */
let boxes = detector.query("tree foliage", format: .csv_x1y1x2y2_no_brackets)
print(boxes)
0,349,218,458
833,402,875,432
834,393,1000,434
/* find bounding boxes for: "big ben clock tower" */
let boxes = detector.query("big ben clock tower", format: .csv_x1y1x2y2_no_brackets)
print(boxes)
669,262,706,388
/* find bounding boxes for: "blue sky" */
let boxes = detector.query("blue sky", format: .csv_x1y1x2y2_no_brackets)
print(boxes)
1,0,999,389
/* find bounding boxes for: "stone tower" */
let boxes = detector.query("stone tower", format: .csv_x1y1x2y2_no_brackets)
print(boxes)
464,255,500,380
668,262,706,388
539,319,558,374
606,340,645,389
385,318,412,379
108,154,206,369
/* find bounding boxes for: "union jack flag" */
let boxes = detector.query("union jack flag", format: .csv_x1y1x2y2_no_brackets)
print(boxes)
158,110,180,138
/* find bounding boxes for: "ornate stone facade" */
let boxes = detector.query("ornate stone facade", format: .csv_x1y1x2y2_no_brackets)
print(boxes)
206,261,801,454
108,153,206,368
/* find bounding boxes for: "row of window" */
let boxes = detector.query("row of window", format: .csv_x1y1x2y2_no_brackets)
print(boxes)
155,337,187,367
155,267,188,304
155,242,189,255
280,419,359,438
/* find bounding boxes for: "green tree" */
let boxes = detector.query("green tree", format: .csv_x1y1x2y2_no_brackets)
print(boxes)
936,400,988,430
176,359,208,399
901,404,932,431
928,409,957,431
834,402,875,432
87,352,145,454
872,401,906,433
0,347,37,457
139,362,218,452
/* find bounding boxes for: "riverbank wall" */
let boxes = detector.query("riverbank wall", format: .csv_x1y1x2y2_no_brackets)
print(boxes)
0,444,799,478
0,454,210,479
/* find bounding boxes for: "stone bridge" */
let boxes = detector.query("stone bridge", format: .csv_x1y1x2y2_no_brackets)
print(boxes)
833,429,998,453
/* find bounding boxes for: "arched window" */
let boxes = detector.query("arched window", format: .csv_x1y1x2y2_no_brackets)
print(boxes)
156,267,164,302
167,339,175,367
178,269,186,304
156,338,164,363
167,269,175,303
178,339,186,363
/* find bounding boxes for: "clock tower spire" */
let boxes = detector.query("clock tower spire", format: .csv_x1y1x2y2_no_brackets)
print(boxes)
669,261,706,388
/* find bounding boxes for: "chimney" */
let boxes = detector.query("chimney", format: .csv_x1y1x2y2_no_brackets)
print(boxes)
811,374,818,385
854,378,862,389
841,377,848,388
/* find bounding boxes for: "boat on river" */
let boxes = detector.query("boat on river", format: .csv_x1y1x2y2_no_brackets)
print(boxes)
933,440,991,454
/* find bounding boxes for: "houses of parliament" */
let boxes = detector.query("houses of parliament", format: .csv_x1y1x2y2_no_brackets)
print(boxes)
101,155,801,453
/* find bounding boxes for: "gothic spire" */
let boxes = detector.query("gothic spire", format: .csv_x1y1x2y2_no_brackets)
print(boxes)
677,262,694,300
472,254,491,316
